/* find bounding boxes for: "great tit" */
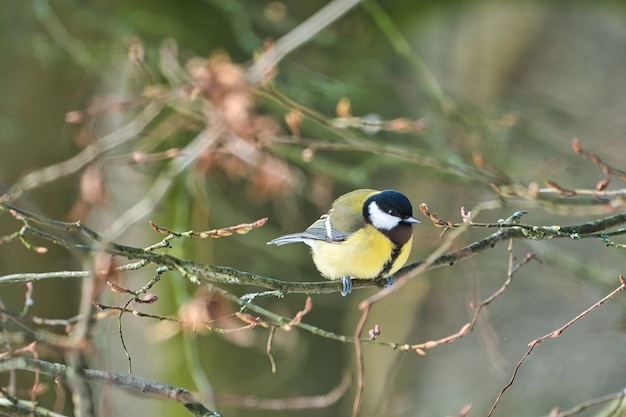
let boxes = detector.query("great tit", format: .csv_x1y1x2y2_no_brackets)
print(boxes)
268,189,419,295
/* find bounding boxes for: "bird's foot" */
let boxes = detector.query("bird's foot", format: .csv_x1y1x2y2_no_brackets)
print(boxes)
384,275,394,289
375,275,394,289
341,276,353,296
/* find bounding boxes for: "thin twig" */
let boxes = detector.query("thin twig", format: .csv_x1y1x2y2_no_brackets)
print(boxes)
103,126,223,241
488,276,626,416
246,0,362,84
546,388,626,417
351,305,370,417
214,370,352,410
266,327,277,374
150,218,268,240
7,102,163,200
470,250,539,329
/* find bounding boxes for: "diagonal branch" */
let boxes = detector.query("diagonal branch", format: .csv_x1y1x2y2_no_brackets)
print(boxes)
0,357,219,417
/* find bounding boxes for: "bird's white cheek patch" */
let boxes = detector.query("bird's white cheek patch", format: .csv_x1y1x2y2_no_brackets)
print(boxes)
368,201,401,230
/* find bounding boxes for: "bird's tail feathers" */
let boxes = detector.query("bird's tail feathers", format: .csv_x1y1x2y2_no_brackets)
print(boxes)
267,233,310,246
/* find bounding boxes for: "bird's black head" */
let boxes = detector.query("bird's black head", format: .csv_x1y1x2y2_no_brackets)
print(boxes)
363,190,419,245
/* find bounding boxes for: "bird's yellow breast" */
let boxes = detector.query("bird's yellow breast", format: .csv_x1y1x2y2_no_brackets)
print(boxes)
310,224,413,280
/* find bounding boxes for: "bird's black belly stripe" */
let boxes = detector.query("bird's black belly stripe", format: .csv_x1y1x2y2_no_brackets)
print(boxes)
376,244,402,281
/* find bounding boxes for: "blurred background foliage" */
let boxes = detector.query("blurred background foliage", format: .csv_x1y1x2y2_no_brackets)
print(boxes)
1,1,626,416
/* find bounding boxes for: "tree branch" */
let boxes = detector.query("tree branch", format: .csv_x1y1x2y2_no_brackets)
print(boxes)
2,202,626,296
0,357,220,417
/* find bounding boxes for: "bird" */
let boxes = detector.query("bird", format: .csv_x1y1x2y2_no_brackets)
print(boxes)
267,189,419,295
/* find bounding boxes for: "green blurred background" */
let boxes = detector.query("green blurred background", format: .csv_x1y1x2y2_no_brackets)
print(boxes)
2,1,626,416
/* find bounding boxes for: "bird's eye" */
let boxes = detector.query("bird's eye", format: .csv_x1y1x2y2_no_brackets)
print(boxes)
388,208,399,216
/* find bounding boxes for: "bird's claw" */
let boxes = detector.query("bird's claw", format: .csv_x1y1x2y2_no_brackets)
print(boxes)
341,277,353,296
384,275,394,289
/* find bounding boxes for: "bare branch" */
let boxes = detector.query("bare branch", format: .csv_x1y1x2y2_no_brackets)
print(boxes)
488,277,626,416
0,357,220,417
7,102,163,201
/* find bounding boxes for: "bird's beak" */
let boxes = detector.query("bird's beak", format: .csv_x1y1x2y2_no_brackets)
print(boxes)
404,216,420,224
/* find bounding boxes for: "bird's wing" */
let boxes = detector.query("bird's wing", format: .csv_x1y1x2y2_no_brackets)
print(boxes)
302,213,352,242
267,189,377,245
302,189,377,242
267,213,352,245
